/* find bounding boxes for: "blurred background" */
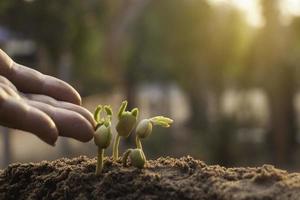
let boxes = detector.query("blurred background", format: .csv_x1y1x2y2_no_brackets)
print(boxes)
1,0,300,170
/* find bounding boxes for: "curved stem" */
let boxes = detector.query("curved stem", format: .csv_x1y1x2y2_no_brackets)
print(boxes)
141,149,147,163
95,148,104,175
122,149,132,167
113,134,121,161
135,137,147,165
135,135,143,150
94,105,102,123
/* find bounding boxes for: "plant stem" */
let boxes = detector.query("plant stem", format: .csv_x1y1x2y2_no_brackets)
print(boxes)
113,134,121,161
135,135,143,150
135,138,147,164
96,148,104,175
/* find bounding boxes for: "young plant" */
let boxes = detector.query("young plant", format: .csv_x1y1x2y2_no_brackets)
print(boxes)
113,100,139,161
93,105,113,175
122,116,173,169
135,116,173,150
122,148,146,169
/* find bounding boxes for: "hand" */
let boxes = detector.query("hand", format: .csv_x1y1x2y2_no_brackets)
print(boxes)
0,49,95,146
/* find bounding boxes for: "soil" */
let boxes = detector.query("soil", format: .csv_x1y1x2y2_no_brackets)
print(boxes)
0,156,300,200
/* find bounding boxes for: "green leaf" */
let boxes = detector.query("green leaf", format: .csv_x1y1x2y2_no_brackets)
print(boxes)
94,105,102,123
131,108,139,118
104,105,113,117
150,116,173,127
118,100,128,119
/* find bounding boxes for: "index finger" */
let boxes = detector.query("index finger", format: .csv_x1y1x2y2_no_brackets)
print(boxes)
0,50,81,105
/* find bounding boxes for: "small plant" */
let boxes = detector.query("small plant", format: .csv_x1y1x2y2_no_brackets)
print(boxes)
122,148,146,169
135,116,173,150
92,100,173,172
122,116,173,168
93,105,113,175
112,100,139,161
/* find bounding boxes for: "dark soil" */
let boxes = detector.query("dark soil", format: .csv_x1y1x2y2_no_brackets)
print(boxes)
1,156,300,200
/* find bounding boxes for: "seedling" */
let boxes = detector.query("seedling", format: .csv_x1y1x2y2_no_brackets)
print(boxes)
122,116,173,168
122,148,146,169
93,105,113,175
112,100,139,161
93,101,173,171
135,116,173,150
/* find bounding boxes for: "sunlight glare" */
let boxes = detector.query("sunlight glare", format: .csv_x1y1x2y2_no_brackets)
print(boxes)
208,0,263,27
280,0,300,16
231,0,263,27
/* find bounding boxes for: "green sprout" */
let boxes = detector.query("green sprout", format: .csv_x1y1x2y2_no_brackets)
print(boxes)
135,116,173,150
122,116,173,169
122,148,146,169
113,100,139,161
93,105,113,175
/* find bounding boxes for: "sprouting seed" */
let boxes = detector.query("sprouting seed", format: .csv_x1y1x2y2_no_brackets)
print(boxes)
123,116,173,169
112,101,139,161
122,148,146,169
135,116,173,151
93,105,113,175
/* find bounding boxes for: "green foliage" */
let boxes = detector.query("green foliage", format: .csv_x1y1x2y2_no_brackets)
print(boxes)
149,116,173,128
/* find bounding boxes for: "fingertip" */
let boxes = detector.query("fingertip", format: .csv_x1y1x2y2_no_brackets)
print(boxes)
20,103,59,146
44,134,58,146
45,122,59,146
72,90,82,106
76,120,94,142
83,108,96,128
30,108,59,146
49,76,82,105
57,110,94,142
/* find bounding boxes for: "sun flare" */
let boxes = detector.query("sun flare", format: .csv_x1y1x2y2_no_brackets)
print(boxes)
209,0,300,27
208,0,263,27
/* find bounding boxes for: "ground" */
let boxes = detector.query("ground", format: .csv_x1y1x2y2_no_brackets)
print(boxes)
0,156,300,200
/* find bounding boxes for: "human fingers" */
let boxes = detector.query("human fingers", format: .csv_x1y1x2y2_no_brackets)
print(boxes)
0,88,58,145
0,75,17,91
25,94,96,128
0,50,81,105
0,83,20,98
25,100,94,142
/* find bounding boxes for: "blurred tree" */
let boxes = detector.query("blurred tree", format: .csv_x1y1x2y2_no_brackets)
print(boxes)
129,0,251,163
1,0,299,167
0,0,107,156
136,1,248,128
0,0,107,93
101,0,151,108
247,0,298,165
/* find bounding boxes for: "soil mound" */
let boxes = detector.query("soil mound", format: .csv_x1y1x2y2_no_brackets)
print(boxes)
1,156,300,200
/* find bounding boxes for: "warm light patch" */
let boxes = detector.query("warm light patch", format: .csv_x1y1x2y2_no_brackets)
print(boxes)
280,0,300,16
209,0,300,27
231,0,263,27
208,0,263,27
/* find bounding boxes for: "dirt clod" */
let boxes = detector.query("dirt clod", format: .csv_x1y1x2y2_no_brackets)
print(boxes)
1,156,300,200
